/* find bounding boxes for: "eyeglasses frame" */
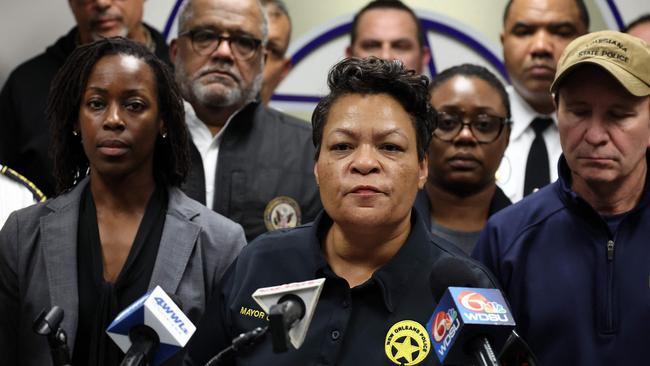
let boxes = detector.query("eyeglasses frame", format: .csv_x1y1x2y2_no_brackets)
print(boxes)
178,28,263,61
433,112,511,144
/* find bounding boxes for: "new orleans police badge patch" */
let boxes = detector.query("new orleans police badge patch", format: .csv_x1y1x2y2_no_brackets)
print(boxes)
385,320,430,365
263,196,301,231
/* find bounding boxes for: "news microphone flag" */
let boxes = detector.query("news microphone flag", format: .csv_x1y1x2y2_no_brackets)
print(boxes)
252,278,325,349
106,285,196,366
427,287,515,364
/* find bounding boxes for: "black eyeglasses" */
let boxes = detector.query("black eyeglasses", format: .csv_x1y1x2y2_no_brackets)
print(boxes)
433,111,510,144
179,28,262,60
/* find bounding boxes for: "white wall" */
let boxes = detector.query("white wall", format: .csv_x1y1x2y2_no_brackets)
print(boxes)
1,0,649,91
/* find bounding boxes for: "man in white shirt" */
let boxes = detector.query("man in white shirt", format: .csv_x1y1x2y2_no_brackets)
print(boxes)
496,0,588,202
171,0,320,241
0,165,45,227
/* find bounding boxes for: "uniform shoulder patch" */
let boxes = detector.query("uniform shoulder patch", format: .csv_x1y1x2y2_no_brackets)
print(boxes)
0,165,46,202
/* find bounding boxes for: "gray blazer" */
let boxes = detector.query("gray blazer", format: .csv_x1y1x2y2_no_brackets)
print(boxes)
0,178,246,365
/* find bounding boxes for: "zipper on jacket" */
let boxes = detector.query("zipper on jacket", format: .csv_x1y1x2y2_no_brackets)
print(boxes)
606,240,615,261
605,239,615,332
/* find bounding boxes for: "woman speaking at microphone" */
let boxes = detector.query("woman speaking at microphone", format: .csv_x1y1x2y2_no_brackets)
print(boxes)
0,38,246,365
185,57,499,366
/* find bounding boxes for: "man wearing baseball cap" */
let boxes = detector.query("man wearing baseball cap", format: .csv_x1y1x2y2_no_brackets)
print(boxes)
473,30,650,365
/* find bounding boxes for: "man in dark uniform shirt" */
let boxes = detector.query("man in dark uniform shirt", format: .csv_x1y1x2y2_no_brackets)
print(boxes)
0,0,170,197
171,0,320,241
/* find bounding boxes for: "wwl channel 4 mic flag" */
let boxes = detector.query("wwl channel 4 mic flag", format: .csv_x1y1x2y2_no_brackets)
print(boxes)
106,285,196,365
427,287,515,364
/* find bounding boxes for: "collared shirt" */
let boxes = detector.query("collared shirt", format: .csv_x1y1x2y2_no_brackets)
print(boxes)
184,209,497,366
184,101,238,210
181,101,322,241
495,87,561,203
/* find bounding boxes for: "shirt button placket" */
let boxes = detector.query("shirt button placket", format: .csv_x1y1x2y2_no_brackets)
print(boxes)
331,329,341,341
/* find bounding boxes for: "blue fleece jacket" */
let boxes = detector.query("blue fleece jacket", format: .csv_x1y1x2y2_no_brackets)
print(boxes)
473,154,650,365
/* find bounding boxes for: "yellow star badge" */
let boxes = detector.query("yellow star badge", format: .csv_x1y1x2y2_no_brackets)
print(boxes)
384,320,430,365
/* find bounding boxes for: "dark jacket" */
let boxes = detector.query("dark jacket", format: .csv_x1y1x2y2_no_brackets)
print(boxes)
414,186,511,225
185,209,498,366
0,178,246,366
414,186,511,254
473,154,650,365
0,25,170,197
182,102,322,241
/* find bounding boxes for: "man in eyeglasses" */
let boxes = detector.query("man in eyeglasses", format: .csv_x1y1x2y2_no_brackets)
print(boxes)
414,64,512,254
170,0,321,241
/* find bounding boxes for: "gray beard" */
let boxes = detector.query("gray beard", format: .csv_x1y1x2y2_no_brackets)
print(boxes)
176,57,263,109
91,26,128,41
193,73,262,108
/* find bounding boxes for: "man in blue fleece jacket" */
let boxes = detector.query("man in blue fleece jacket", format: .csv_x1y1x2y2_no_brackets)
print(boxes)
473,30,650,365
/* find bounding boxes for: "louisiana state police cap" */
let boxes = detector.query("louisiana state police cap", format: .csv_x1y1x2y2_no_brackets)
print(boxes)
551,30,650,96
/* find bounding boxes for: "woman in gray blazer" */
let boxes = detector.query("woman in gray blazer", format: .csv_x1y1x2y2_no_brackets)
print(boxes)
0,38,246,365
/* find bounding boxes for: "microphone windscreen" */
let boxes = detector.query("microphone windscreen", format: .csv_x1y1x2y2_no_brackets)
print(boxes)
429,257,484,301
106,286,196,366
427,287,515,365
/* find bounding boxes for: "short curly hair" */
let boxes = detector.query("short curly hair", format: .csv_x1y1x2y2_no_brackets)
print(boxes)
312,56,436,161
47,37,190,193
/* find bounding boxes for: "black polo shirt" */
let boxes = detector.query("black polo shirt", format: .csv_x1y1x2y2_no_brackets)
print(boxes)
185,209,497,366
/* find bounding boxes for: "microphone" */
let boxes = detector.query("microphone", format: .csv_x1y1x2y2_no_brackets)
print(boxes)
33,306,72,366
498,330,539,366
268,294,306,352
252,278,325,352
429,257,485,301
204,279,326,366
426,287,515,366
106,285,196,366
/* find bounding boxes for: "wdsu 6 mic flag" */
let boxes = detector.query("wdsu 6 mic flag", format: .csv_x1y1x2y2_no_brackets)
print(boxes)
106,285,196,366
427,287,515,366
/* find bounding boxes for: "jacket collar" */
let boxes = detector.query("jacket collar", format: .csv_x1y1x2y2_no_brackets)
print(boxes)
413,186,512,229
507,86,557,140
41,178,88,351
51,24,170,65
41,178,202,350
219,101,261,143
148,187,202,294
556,151,650,214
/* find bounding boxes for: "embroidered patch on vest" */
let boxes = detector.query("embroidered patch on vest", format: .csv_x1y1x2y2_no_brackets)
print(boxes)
263,196,301,231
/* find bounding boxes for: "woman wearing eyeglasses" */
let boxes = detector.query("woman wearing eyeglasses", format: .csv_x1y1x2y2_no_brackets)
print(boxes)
414,64,512,255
